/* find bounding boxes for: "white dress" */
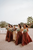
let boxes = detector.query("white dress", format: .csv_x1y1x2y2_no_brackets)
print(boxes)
13,31,17,41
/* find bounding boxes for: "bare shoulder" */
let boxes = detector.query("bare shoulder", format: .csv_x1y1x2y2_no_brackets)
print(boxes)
21,28,23,31
26,28,28,31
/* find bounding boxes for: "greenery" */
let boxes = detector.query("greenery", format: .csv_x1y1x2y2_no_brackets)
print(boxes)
0,21,8,28
20,22,24,26
27,17,33,24
27,24,30,25
0,17,33,28
30,25,33,28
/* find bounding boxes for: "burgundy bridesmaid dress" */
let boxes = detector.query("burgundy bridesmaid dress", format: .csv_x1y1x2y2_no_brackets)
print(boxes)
22,32,32,46
8,31,13,42
6,30,13,42
5,30,9,41
15,31,22,45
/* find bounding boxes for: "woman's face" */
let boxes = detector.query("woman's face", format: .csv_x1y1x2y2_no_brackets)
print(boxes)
13,26,15,28
18,25,19,28
8,24,9,26
10,25,12,28
8,24,10,27
24,25,26,28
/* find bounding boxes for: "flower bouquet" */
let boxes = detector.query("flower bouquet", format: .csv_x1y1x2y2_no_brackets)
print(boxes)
23,29,27,33
17,28,20,32
8,28,13,32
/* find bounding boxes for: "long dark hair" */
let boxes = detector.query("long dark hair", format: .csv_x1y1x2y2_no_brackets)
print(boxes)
10,25,13,28
8,24,10,27
18,24,21,29
23,24,28,28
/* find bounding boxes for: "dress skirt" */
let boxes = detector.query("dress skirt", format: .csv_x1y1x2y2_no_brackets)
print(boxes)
5,30,9,41
22,32,32,46
13,31,17,41
5,30,13,42
15,31,22,45
8,31,13,42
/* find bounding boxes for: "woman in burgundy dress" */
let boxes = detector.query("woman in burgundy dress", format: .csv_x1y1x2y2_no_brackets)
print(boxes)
22,24,32,46
8,25,13,42
6,25,13,42
5,24,10,41
15,24,23,45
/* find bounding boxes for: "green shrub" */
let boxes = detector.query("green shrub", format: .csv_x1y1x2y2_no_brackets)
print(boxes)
30,25,33,28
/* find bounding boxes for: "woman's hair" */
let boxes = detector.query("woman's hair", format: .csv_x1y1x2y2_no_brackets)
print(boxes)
18,24,21,29
23,24,28,28
26,25,28,28
8,24,10,27
10,25,13,27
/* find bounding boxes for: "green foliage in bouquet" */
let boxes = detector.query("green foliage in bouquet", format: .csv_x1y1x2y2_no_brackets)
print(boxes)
17,29,20,32
8,29,13,32
23,29,27,33
11,29,13,32
8,29,11,31
6,28,8,30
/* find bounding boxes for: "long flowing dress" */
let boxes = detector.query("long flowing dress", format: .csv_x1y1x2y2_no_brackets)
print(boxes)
6,28,13,42
15,30,22,45
22,29,32,46
8,31,13,42
13,31,17,41
5,30,9,41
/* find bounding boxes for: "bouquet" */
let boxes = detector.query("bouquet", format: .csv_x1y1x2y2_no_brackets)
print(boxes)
17,28,20,32
6,28,8,29
8,28,13,32
23,29,27,33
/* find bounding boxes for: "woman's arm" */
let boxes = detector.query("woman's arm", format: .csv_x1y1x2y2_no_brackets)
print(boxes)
27,28,29,32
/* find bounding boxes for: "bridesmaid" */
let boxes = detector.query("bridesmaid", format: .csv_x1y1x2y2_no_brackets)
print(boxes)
15,24,23,45
8,25,13,42
22,24,32,46
5,24,10,41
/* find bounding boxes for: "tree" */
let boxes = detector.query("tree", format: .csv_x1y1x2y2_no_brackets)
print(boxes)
20,22,24,27
30,25,33,28
32,18,33,23
27,17,33,24
0,21,8,28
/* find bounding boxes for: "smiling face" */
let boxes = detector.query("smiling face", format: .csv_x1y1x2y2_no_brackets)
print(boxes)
8,24,10,27
18,24,19,28
23,24,26,28
13,25,15,28
10,25,12,28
